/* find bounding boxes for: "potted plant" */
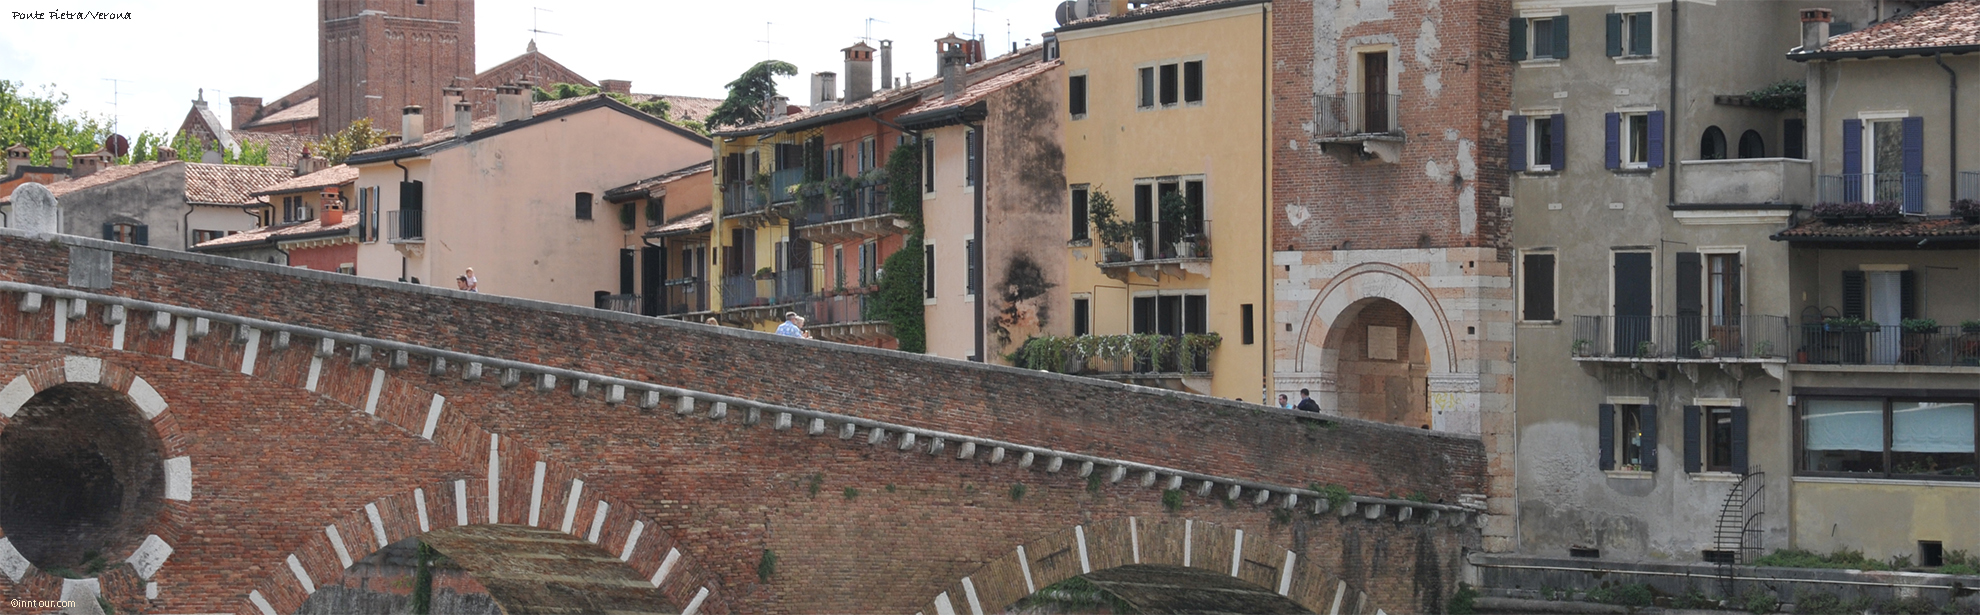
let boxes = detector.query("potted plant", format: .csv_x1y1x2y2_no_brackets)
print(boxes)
1812,201,1901,222
1964,320,1980,334
1754,340,1776,359
1571,339,1592,357
1088,189,1138,262
1159,191,1196,259
754,266,776,281
1824,317,1879,333
1182,332,1223,371
1954,199,1980,223
1634,340,1657,359
1902,318,1939,334
1691,338,1718,359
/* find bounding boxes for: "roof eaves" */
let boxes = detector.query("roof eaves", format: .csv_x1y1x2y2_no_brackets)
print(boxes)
1056,0,1270,33
1788,43,1980,61
897,101,988,130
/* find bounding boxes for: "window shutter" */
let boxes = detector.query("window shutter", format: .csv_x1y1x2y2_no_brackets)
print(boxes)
1784,118,1806,159
1551,114,1568,170
1605,113,1622,170
1509,18,1528,62
1508,115,1528,172
1683,406,1702,474
1675,251,1702,353
1552,15,1571,59
102,223,115,240
1901,116,1925,214
1072,189,1090,241
1841,270,1866,319
1730,407,1749,475
133,225,149,246
1647,111,1666,168
1183,61,1203,103
1598,404,1616,471
1605,13,1624,57
1900,270,1917,319
1638,405,1659,471
924,244,936,299
1841,119,1863,176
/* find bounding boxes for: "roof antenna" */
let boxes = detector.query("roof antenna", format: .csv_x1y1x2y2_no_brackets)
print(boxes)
102,78,130,135
528,7,560,51
861,17,888,43
756,22,774,60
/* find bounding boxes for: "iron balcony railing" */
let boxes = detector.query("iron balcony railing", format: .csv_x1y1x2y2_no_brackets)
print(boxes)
1959,171,1980,202
720,270,811,310
723,183,769,216
1817,173,1926,212
1012,334,1214,377
794,182,890,227
388,209,424,242
1571,315,1791,360
1796,323,1980,367
595,293,640,315
768,168,806,204
1316,92,1401,137
661,277,707,316
798,292,878,326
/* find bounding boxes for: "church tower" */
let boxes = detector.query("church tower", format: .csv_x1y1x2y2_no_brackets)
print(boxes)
319,0,476,136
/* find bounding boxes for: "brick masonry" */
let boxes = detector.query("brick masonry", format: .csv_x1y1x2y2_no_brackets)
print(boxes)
0,231,1483,614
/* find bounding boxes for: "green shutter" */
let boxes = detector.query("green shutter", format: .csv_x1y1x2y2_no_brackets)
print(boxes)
1629,13,1654,55
1510,18,1528,61
1552,15,1571,59
1605,13,1624,57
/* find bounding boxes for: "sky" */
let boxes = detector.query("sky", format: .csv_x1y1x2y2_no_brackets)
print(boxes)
0,0,1064,137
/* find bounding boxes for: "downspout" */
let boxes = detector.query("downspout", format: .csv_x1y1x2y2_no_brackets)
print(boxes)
969,119,985,362
182,204,196,250
1936,51,1958,205
1260,3,1272,403
394,157,413,283
1667,0,1679,206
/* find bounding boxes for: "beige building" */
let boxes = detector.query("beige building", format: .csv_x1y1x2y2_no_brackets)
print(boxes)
344,93,711,305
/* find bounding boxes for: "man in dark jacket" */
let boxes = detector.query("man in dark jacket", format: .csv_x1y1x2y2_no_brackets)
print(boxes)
1294,388,1321,413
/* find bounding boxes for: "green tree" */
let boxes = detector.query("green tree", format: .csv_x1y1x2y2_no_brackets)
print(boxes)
533,82,699,135
704,60,799,129
120,130,270,166
309,118,389,165
0,81,109,166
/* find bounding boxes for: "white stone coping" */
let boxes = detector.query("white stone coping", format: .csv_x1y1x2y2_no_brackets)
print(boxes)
0,281,1486,519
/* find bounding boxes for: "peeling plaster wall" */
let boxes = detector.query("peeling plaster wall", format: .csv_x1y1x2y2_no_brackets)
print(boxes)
984,66,1070,362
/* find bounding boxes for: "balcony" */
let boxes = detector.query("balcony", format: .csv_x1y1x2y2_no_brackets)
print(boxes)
1094,220,1213,283
722,182,771,220
792,180,903,244
388,209,424,243
1315,92,1402,163
1795,323,1980,367
793,292,894,344
594,293,640,315
1959,171,1980,202
660,277,708,317
1572,315,1790,381
1675,158,1811,208
719,270,811,325
1818,173,1927,214
1006,333,1219,393
768,168,805,204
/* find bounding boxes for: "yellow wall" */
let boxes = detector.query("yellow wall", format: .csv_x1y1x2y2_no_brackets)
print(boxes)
1058,4,1271,400
1792,480,1980,561
710,132,801,332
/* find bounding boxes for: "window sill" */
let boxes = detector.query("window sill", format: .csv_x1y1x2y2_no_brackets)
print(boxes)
1517,320,1562,328
1519,59,1563,68
1067,238,1093,248
1612,167,1658,175
1690,472,1743,483
1613,56,1659,65
1521,169,1560,177
1606,470,1654,480
1794,475,1980,489
1071,114,1087,121
923,297,938,306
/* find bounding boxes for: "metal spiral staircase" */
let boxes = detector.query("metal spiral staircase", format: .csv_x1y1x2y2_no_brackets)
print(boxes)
1714,471,1767,597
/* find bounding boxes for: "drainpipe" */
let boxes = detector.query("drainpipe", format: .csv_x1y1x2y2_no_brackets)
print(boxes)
1260,4,1272,403
1667,0,1679,206
1935,52,1958,204
182,204,196,250
969,120,985,362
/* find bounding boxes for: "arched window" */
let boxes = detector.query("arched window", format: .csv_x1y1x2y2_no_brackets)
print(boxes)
1739,130,1766,158
1700,126,1728,160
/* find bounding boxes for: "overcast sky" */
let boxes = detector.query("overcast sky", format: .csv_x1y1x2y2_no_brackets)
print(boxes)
0,0,1063,136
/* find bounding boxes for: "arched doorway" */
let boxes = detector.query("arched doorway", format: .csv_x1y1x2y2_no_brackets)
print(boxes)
1327,298,1431,429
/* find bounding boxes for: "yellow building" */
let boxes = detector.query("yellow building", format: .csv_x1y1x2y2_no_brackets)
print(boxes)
1053,0,1272,400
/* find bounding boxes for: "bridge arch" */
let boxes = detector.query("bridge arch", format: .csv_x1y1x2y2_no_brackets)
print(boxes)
927,517,1381,615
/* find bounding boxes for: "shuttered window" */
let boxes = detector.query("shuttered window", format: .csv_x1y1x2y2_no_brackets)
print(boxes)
1069,74,1088,117
1606,12,1654,57
923,243,936,300
1159,63,1179,106
1509,115,1528,171
1071,185,1090,241
1521,253,1556,321
1073,298,1091,337
575,192,594,220
1514,16,1569,60
1602,404,1657,471
1138,67,1156,109
1183,61,1204,104
923,138,937,193
1685,406,1749,475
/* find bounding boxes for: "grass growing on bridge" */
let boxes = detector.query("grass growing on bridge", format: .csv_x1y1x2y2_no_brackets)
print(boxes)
1161,489,1182,512
1014,576,1141,614
1010,483,1027,501
843,487,860,500
757,549,778,582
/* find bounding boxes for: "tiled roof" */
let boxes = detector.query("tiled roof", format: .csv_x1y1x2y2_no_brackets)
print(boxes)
1773,216,1980,240
251,164,358,197
0,161,177,204
349,95,606,157
1061,0,1266,29
183,163,298,205
645,208,713,237
232,131,308,168
631,94,723,123
193,215,357,251
606,161,714,199
246,97,318,127
1815,1,1980,54
716,45,1043,136
901,60,1060,116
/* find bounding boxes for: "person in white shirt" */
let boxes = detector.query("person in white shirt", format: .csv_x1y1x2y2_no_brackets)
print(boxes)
775,312,810,338
462,268,478,292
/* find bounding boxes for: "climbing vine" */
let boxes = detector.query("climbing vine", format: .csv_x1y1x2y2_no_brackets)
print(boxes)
875,139,927,352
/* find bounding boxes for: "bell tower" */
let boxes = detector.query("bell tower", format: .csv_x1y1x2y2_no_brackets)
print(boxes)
319,0,476,136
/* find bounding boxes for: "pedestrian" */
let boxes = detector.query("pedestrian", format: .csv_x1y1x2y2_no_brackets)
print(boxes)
1295,388,1321,413
455,275,470,291
462,267,478,292
705,317,719,326
776,312,811,338
1277,394,1290,409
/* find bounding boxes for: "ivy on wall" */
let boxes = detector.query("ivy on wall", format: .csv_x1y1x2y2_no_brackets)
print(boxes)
875,140,926,352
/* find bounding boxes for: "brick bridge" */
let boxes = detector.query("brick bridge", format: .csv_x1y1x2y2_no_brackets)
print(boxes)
0,229,1485,615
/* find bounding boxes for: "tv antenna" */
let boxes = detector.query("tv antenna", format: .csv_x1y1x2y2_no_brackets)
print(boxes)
101,78,130,135
756,22,773,59
972,1,994,41
529,7,560,43
861,17,888,43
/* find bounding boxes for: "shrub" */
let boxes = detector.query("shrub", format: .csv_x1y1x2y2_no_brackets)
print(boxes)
1009,483,1026,501
1448,582,1479,615
1162,488,1183,512
1744,588,1780,614
1952,199,1980,218
1886,596,1944,615
1812,201,1901,218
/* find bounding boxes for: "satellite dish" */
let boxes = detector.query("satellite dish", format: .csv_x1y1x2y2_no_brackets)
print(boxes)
104,134,129,158
1056,1,1076,25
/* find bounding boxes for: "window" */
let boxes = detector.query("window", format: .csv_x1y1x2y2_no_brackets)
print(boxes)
1532,116,1554,170
1183,61,1203,104
1070,185,1090,242
192,229,233,244
646,197,664,227
1069,74,1088,118
1510,16,1570,61
576,192,594,220
827,144,845,177
1606,111,1665,170
858,138,876,172
1521,252,1556,322
1138,67,1156,109
1072,297,1091,336
834,245,846,289
1700,126,1728,160
859,241,878,286
923,138,936,193
1612,250,1653,358
357,187,372,241
965,238,978,297
102,222,147,246
1738,130,1765,159
1783,118,1806,159
1600,403,1658,471
1241,303,1254,345
1801,397,1977,480
1509,114,1564,172
923,243,937,300
620,202,637,230
1135,177,1207,256
282,195,313,223
1706,406,1736,472
1843,116,1923,210
1159,63,1179,106
337,263,356,275
1606,12,1653,57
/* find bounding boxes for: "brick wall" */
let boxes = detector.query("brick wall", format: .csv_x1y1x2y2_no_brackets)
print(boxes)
0,232,1485,613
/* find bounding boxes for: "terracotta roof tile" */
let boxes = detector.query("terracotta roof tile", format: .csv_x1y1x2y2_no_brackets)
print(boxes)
718,46,1043,135
193,215,357,251
182,163,297,205
1774,216,1980,240
245,97,318,127
251,164,358,197
606,161,714,199
1818,0,1980,54
902,60,1060,116
350,95,601,157
1064,0,1263,28
645,208,713,237
0,161,178,204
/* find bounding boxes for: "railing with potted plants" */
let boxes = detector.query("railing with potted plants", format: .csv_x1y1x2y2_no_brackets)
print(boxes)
1797,318,1980,366
1809,201,1903,223
720,269,811,310
1006,333,1222,377
1816,172,1924,212
1085,188,1209,264
1953,198,1980,224
661,277,707,315
792,170,890,227
1570,315,1789,360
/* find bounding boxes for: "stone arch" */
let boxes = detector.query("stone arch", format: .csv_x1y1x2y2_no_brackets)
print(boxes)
926,517,1383,615
1294,263,1456,376
0,356,192,601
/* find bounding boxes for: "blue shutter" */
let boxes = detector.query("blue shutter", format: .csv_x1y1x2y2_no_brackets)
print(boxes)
1647,111,1666,168
1598,404,1616,471
1841,119,1863,177
133,225,149,246
1683,406,1702,474
1731,406,1749,475
1551,114,1568,170
1639,405,1658,471
1552,15,1571,59
1901,116,1925,213
1509,18,1528,62
1605,13,1624,57
1508,115,1528,172
1605,113,1622,170
102,223,116,240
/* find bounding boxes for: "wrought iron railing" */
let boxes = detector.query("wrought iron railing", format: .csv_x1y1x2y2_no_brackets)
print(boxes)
1316,92,1401,137
768,168,806,204
794,182,890,227
1571,315,1790,360
1959,171,1980,202
389,209,424,242
1796,323,1980,366
722,183,768,216
720,270,811,310
1817,173,1925,211
661,277,707,315
595,293,640,314
798,292,878,326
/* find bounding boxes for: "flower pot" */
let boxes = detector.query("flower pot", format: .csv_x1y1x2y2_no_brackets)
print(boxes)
1132,240,1146,261
1696,346,1716,359
1173,241,1195,258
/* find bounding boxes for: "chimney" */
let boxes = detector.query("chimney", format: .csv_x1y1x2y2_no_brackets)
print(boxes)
71,151,107,178
229,97,263,130
156,146,177,161
936,34,970,99
600,79,633,94
455,102,474,138
880,40,894,91
402,105,425,142
320,186,344,226
844,42,876,102
496,84,525,124
516,80,536,121
49,146,70,169
1110,0,1130,15
4,144,28,175
440,87,464,128
768,95,791,120
295,152,326,177
811,72,839,109
1801,8,1833,51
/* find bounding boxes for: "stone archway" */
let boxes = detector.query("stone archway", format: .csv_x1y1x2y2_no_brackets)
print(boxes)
924,517,1385,615
294,523,680,615
1283,263,1487,433
1321,298,1432,429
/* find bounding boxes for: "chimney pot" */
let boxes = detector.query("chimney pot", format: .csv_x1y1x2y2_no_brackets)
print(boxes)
811,72,839,109
4,144,29,176
844,42,876,102
295,153,326,177
441,87,464,128
402,105,425,142
455,102,474,138
49,146,70,169
880,40,895,92
496,84,524,124
1801,8,1833,50
155,146,177,161
516,80,536,121
320,187,344,226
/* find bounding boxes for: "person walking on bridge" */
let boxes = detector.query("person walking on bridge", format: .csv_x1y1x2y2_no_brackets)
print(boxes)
1295,389,1321,413
776,312,811,339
